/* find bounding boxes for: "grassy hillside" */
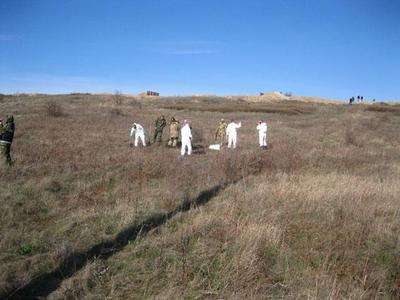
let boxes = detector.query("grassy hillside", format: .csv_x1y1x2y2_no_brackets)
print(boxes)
1,94,400,299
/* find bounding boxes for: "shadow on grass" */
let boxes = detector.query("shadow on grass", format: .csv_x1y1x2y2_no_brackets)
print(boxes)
3,184,226,300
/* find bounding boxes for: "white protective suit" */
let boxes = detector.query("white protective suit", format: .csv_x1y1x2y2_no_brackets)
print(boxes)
256,122,268,147
226,122,241,148
180,122,192,156
130,123,146,147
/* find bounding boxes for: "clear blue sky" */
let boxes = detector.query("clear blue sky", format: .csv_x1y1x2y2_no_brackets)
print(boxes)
1,0,399,100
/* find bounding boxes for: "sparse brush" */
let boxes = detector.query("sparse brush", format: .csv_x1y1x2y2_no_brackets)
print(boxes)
212,151,262,183
113,90,123,106
191,126,205,144
128,98,142,109
47,260,107,300
162,103,316,115
1,94,400,299
344,129,363,147
45,100,65,117
109,108,123,116
366,104,400,114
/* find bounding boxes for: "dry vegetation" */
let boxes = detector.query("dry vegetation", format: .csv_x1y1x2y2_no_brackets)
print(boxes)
366,103,400,115
0,94,400,299
157,96,317,115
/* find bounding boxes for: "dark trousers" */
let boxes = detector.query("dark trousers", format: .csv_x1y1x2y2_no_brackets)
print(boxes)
0,144,12,166
153,130,163,142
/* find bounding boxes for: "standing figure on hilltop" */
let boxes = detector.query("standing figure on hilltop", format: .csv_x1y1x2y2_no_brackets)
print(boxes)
130,123,146,147
214,118,227,146
180,120,192,156
256,120,268,149
226,120,241,149
153,114,166,143
0,115,15,166
168,117,180,148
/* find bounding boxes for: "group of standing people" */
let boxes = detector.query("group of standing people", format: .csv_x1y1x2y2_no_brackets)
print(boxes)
130,115,268,156
349,95,365,105
0,113,266,166
0,115,15,166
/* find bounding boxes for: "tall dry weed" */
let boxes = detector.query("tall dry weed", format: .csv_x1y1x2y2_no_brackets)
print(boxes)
44,100,65,117
344,129,364,147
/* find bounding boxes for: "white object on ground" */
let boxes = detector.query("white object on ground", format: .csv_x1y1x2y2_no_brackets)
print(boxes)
209,144,221,150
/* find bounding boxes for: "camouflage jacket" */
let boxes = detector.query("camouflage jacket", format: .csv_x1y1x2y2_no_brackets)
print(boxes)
155,117,166,131
215,122,227,139
169,121,180,138
0,116,15,143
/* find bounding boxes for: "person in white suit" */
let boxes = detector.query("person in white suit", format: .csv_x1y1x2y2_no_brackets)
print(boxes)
226,120,241,149
256,120,268,149
130,123,146,147
180,120,192,156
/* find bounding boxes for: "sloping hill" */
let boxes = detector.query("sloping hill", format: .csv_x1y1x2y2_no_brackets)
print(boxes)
241,91,341,104
1,93,400,299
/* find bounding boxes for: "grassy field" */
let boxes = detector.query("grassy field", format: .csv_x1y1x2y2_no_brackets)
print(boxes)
1,94,400,299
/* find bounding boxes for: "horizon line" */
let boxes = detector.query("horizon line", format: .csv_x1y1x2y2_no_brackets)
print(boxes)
2,91,399,103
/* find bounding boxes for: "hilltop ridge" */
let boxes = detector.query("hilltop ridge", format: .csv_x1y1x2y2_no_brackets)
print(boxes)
127,91,342,104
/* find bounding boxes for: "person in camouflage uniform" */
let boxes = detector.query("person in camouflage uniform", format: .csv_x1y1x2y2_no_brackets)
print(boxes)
153,115,167,143
0,115,15,166
167,117,180,147
214,118,227,145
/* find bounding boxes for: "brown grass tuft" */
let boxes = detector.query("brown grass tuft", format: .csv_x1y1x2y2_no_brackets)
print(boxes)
162,102,317,115
344,129,364,147
44,100,65,117
366,104,400,114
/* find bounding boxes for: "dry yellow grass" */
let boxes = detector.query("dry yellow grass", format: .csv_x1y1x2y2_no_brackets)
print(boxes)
1,94,400,299
366,103,400,114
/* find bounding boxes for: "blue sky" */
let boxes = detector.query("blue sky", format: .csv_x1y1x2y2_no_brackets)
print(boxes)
0,0,399,100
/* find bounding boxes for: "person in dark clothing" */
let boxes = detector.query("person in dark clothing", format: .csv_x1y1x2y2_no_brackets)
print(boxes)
153,115,166,143
0,115,15,166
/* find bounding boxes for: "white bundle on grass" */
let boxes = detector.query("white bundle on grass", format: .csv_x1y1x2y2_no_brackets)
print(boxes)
208,144,221,151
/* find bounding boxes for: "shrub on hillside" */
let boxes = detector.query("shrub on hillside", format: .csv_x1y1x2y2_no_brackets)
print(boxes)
344,129,364,147
17,244,33,256
212,150,273,184
113,90,123,106
45,101,64,117
366,104,400,114
268,140,303,173
161,103,316,115
128,98,142,109
191,127,205,144
109,108,124,116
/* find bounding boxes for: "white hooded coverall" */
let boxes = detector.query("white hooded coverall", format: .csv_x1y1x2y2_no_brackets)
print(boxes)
180,123,192,155
226,122,241,148
256,122,268,147
130,123,146,147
